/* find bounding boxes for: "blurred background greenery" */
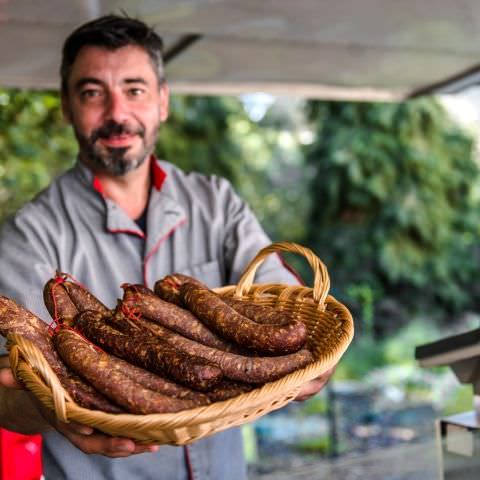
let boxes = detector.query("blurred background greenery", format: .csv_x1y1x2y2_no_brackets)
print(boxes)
2,87,479,470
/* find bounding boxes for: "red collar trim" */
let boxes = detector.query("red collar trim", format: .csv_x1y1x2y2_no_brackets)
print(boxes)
91,156,167,193
151,156,167,191
92,176,104,194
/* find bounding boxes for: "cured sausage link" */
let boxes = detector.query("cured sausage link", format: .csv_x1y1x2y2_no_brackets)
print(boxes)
108,353,208,402
136,317,313,384
221,297,293,326
155,273,294,326
61,279,110,315
107,313,261,399
153,275,185,306
0,296,122,413
100,309,209,400
54,328,209,414
75,310,223,391
180,283,307,354
43,279,79,326
204,380,256,402
122,284,235,351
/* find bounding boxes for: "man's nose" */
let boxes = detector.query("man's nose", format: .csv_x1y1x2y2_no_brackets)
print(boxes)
105,92,129,123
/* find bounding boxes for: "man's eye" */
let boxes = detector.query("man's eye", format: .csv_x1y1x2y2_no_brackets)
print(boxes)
80,89,101,99
128,88,145,97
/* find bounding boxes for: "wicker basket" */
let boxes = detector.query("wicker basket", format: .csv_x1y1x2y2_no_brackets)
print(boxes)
7,241,354,445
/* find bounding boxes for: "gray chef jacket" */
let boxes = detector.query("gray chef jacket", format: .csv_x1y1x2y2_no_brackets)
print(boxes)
0,158,298,480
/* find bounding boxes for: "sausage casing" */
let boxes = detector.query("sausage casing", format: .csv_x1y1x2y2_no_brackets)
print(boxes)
180,282,307,354
75,310,223,391
54,328,209,414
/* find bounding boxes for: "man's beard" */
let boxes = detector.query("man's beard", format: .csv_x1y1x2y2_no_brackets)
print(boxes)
76,120,157,176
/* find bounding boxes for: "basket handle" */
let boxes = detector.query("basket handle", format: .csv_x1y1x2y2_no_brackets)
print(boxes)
234,241,331,304
7,333,69,422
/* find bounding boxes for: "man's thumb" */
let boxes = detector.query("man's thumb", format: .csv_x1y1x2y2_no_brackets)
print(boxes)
0,367,24,389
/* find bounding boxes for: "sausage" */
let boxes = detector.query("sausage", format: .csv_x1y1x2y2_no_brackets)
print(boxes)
180,282,307,354
43,278,79,326
0,296,122,413
58,372,124,413
221,297,293,326
60,278,110,314
205,380,256,402
155,273,293,325
121,283,236,351
75,310,223,391
106,305,154,338
153,275,184,306
108,352,207,401
96,308,208,400
134,317,313,384
53,328,209,414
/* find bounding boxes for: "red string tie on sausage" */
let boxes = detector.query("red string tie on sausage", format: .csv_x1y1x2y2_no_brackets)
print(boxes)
121,304,141,322
120,283,143,303
164,276,181,291
58,272,88,290
47,275,67,334
63,325,105,353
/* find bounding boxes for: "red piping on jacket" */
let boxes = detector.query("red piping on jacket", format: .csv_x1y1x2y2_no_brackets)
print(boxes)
143,218,187,287
183,445,195,480
107,228,145,239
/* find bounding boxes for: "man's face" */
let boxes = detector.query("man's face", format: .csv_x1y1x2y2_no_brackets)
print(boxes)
62,45,169,176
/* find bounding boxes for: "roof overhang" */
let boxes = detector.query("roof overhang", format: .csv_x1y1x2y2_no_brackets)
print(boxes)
2,1,480,101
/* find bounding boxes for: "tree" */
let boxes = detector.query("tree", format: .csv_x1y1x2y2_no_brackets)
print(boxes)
304,97,480,330
155,95,245,183
0,88,76,222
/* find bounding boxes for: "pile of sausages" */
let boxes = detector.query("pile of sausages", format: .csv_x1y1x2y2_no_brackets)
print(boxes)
0,273,313,415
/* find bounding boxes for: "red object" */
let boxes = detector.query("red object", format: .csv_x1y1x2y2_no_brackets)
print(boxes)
0,430,42,480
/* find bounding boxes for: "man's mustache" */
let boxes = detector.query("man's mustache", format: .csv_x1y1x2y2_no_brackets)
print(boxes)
90,121,145,143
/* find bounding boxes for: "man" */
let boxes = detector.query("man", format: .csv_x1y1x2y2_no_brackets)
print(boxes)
0,14,332,480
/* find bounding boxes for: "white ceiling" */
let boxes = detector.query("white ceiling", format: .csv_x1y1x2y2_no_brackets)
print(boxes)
2,0,480,100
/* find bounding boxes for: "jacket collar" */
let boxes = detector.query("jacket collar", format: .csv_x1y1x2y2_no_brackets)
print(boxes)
73,157,186,242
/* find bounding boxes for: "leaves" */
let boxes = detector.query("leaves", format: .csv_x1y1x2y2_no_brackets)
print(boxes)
0,88,76,222
304,97,480,320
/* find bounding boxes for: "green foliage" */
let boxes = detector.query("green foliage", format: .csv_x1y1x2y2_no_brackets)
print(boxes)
0,88,76,222
335,317,442,380
382,318,441,366
335,336,387,380
294,435,331,454
299,394,328,416
304,98,480,323
441,385,473,416
156,95,246,183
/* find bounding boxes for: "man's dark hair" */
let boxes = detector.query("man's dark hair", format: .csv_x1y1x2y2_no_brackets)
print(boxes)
60,14,164,94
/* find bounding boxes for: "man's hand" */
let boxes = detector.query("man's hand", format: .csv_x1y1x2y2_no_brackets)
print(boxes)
294,366,336,402
38,403,159,457
0,360,159,457
0,365,23,389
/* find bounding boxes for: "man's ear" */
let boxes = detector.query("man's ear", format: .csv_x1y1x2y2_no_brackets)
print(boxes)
61,93,72,124
159,82,169,123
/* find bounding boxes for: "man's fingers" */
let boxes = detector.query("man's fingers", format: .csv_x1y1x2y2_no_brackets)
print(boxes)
132,444,160,455
66,421,94,436
295,366,337,401
0,367,24,390
54,421,159,457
